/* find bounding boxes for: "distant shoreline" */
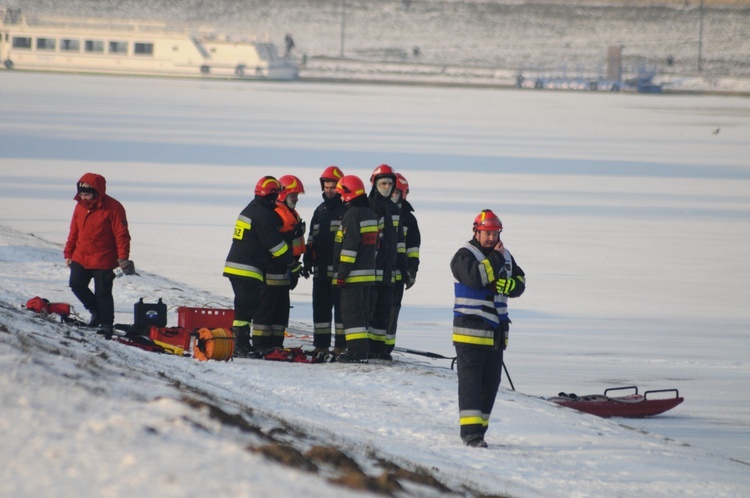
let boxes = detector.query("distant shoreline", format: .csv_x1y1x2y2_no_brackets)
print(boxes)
518,0,750,6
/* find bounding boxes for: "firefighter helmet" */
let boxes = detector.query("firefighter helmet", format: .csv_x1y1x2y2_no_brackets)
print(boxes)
336,175,366,203
394,173,410,200
473,209,503,232
277,175,305,202
255,176,282,197
320,166,344,190
369,164,396,185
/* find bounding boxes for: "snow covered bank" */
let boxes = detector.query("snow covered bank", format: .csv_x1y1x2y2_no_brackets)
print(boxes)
1,225,749,498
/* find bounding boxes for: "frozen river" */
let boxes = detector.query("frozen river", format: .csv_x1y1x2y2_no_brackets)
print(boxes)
1,71,749,464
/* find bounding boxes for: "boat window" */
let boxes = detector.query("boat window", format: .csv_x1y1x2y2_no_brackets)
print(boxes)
109,41,128,55
134,42,154,56
61,39,80,52
12,36,32,49
85,40,104,53
36,38,56,51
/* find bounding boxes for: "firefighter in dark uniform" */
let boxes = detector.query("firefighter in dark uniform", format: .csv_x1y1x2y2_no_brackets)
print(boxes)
253,175,306,350
332,175,378,363
367,164,407,359
450,209,526,448
223,176,293,358
304,166,347,354
387,172,420,353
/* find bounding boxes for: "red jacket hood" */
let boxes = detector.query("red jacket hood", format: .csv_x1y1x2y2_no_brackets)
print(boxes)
74,173,107,203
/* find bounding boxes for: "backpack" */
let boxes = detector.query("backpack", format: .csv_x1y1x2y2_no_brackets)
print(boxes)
25,296,73,318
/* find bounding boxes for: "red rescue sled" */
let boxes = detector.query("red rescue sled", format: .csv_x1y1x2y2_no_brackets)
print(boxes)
548,386,683,418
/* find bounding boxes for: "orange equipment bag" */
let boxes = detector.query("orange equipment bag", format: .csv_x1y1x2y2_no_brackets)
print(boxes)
26,296,72,317
148,326,191,351
193,327,234,362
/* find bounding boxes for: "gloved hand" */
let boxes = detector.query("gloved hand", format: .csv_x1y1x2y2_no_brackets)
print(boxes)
336,278,346,288
300,265,311,279
302,249,313,278
405,272,416,290
495,277,516,295
290,262,302,290
117,259,136,276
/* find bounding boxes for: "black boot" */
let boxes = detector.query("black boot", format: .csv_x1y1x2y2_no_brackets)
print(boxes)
87,310,101,328
96,323,114,340
232,325,254,358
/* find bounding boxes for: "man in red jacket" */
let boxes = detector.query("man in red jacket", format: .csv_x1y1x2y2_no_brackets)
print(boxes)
64,173,131,337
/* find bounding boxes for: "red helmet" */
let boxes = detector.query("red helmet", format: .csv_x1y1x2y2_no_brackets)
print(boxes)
473,209,503,232
255,176,282,196
320,166,344,189
277,175,305,202
394,173,410,200
336,175,366,203
370,164,396,185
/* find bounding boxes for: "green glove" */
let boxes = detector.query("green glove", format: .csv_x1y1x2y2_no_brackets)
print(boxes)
496,277,515,295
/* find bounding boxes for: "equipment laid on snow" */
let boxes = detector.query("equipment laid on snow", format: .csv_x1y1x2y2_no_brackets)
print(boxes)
114,335,186,356
148,326,191,352
115,335,168,353
134,298,167,332
24,296,84,324
263,347,322,363
392,346,457,369
193,327,234,362
177,306,234,332
548,386,684,418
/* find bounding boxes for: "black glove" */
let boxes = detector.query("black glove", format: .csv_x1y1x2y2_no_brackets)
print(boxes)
116,259,137,276
290,262,302,290
405,271,416,290
302,249,313,278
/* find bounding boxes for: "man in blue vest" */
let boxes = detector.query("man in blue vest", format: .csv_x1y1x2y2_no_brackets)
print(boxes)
450,209,526,448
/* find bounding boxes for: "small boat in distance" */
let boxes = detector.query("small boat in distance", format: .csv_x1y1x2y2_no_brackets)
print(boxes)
0,8,298,81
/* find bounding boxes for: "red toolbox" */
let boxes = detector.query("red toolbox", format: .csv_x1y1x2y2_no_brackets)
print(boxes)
177,307,234,332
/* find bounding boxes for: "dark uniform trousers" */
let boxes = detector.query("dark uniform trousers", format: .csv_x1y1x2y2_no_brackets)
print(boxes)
230,277,263,327
254,285,290,350
312,279,344,349
387,280,405,353
369,283,393,355
455,341,504,442
69,261,116,325
340,285,372,355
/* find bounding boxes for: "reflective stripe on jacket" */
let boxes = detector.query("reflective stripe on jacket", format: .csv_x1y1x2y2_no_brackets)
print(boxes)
223,196,292,282
333,198,378,286
307,193,346,280
451,240,516,347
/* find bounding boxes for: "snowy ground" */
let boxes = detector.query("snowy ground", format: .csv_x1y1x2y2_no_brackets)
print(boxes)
2,70,750,497
9,0,750,93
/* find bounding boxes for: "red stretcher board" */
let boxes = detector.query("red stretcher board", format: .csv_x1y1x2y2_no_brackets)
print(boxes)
548,386,684,418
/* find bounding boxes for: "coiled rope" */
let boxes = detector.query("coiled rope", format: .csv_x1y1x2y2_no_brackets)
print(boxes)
194,327,234,362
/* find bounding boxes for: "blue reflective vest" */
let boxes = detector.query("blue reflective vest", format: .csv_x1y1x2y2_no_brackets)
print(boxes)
452,242,511,346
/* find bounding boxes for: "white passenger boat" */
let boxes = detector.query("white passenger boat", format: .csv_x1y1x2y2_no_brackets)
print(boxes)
0,8,298,81
199,34,298,81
